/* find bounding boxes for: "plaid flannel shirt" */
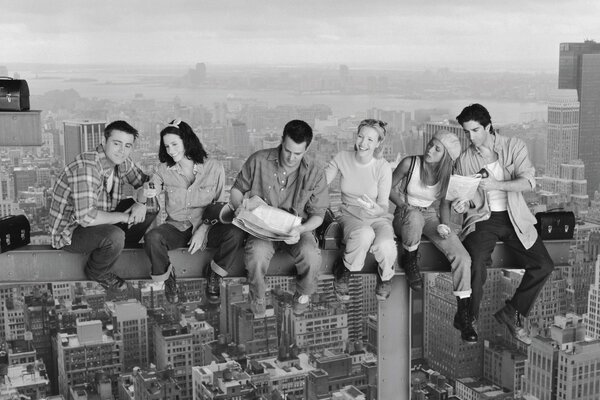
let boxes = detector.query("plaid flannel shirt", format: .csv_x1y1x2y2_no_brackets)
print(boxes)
49,144,148,248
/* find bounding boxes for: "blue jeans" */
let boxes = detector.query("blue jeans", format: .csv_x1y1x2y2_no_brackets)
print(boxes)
245,232,321,300
393,203,471,297
462,211,554,318
144,223,246,279
62,198,157,281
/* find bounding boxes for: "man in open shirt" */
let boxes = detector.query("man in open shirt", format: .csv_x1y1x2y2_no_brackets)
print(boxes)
228,119,329,317
49,120,156,291
452,104,554,344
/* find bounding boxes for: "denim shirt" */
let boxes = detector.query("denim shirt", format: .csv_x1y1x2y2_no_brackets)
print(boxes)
455,134,538,249
232,146,329,221
151,158,225,232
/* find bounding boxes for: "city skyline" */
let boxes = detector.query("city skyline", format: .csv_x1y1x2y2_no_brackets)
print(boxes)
3,0,600,71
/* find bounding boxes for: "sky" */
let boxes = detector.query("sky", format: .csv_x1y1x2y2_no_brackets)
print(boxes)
2,0,600,71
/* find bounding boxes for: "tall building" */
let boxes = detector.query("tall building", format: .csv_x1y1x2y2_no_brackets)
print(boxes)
12,167,37,196
558,41,600,195
424,273,482,380
483,340,527,394
545,89,580,177
585,256,600,339
63,120,106,164
119,366,181,400
524,314,600,400
55,320,124,397
153,322,194,400
105,299,149,371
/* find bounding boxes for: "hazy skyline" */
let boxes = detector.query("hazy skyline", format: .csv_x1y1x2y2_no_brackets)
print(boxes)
2,0,600,71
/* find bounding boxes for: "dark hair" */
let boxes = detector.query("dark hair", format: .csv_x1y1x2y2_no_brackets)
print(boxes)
104,120,139,140
456,103,495,135
355,119,387,158
158,120,208,166
282,120,313,147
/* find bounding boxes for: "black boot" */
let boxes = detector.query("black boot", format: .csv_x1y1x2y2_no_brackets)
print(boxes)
494,300,531,344
453,297,478,344
402,249,422,291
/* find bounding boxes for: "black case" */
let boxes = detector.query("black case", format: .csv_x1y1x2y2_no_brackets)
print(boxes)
0,215,31,252
316,209,342,250
534,211,575,240
0,78,30,111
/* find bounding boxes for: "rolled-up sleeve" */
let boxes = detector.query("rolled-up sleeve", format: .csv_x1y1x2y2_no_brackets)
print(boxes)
70,166,99,227
305,170,329,219
232,155,255,195
512,138,536,189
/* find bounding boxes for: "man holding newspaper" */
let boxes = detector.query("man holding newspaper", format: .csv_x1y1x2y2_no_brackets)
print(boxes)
452,103,554,344
228,120,329,318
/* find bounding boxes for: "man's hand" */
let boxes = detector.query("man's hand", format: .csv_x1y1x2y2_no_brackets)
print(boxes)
284,226,301,245
452,199,469,214
188,224,210,254
479,175,501,191
127,202,147,226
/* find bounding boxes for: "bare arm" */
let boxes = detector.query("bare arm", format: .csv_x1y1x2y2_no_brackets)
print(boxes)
389,157,412,208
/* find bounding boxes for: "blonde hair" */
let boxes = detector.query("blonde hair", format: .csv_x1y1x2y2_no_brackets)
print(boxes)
355,119,388,158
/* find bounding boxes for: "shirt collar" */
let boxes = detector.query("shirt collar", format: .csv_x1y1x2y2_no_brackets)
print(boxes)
96,144,116,174
268,145,309,169
167,162,202,175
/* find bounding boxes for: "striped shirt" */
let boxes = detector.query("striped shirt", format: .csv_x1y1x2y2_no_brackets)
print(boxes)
49,144,148,248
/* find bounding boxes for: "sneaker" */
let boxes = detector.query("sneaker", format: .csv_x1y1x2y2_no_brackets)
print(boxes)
333,260,351,303
494,300,531,344
205,267,222,305
96,272,128,292
453,297,478,344
293,293,310,316
164,270,179,304
402,250,423,291
250,296,266,318
375,276,392,301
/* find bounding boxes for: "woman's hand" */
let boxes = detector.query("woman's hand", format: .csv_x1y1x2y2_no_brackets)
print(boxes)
436,224,452,239
357,194,384,216
188,224,210,254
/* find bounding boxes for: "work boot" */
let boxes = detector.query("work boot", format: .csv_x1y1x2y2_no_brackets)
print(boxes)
95,272,128,292
494,300,531,344
402,249,422,291
164,269,179,304
332,259,351,302
453,297,478,344
205,267,222,305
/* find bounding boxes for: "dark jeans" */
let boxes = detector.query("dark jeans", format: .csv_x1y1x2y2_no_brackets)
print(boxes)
144,223,246,278
62,198,157,281
462,211,554,319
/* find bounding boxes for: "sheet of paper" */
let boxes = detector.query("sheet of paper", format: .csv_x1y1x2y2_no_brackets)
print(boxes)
445,174,481,201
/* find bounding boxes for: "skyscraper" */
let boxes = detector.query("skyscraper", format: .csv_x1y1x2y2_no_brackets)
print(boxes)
105,299,149,371
63,120,106,164
558,41,600,195
546,90,580,178
585,256,600,339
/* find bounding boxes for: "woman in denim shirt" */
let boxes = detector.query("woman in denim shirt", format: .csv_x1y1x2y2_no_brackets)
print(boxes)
143,120,244,304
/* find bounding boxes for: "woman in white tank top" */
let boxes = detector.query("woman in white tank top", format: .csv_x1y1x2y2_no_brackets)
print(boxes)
390,129,478,344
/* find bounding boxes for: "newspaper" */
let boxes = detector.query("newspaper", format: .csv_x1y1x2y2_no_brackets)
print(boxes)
233,205,301,241
445,174,482,202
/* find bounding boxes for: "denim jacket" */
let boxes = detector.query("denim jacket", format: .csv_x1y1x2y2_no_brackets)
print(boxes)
455,134,538,249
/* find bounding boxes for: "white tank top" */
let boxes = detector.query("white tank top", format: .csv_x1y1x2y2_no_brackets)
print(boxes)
485,160,508,211
405,157,440,208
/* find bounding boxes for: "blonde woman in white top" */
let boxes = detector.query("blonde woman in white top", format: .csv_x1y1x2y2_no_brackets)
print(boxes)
325,119,397,302
390,129,477,343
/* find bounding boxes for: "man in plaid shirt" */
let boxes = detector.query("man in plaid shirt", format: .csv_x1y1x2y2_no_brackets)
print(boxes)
49,120,156,291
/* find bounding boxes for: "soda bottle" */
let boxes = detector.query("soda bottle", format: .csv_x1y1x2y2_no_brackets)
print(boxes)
146,182,160,214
